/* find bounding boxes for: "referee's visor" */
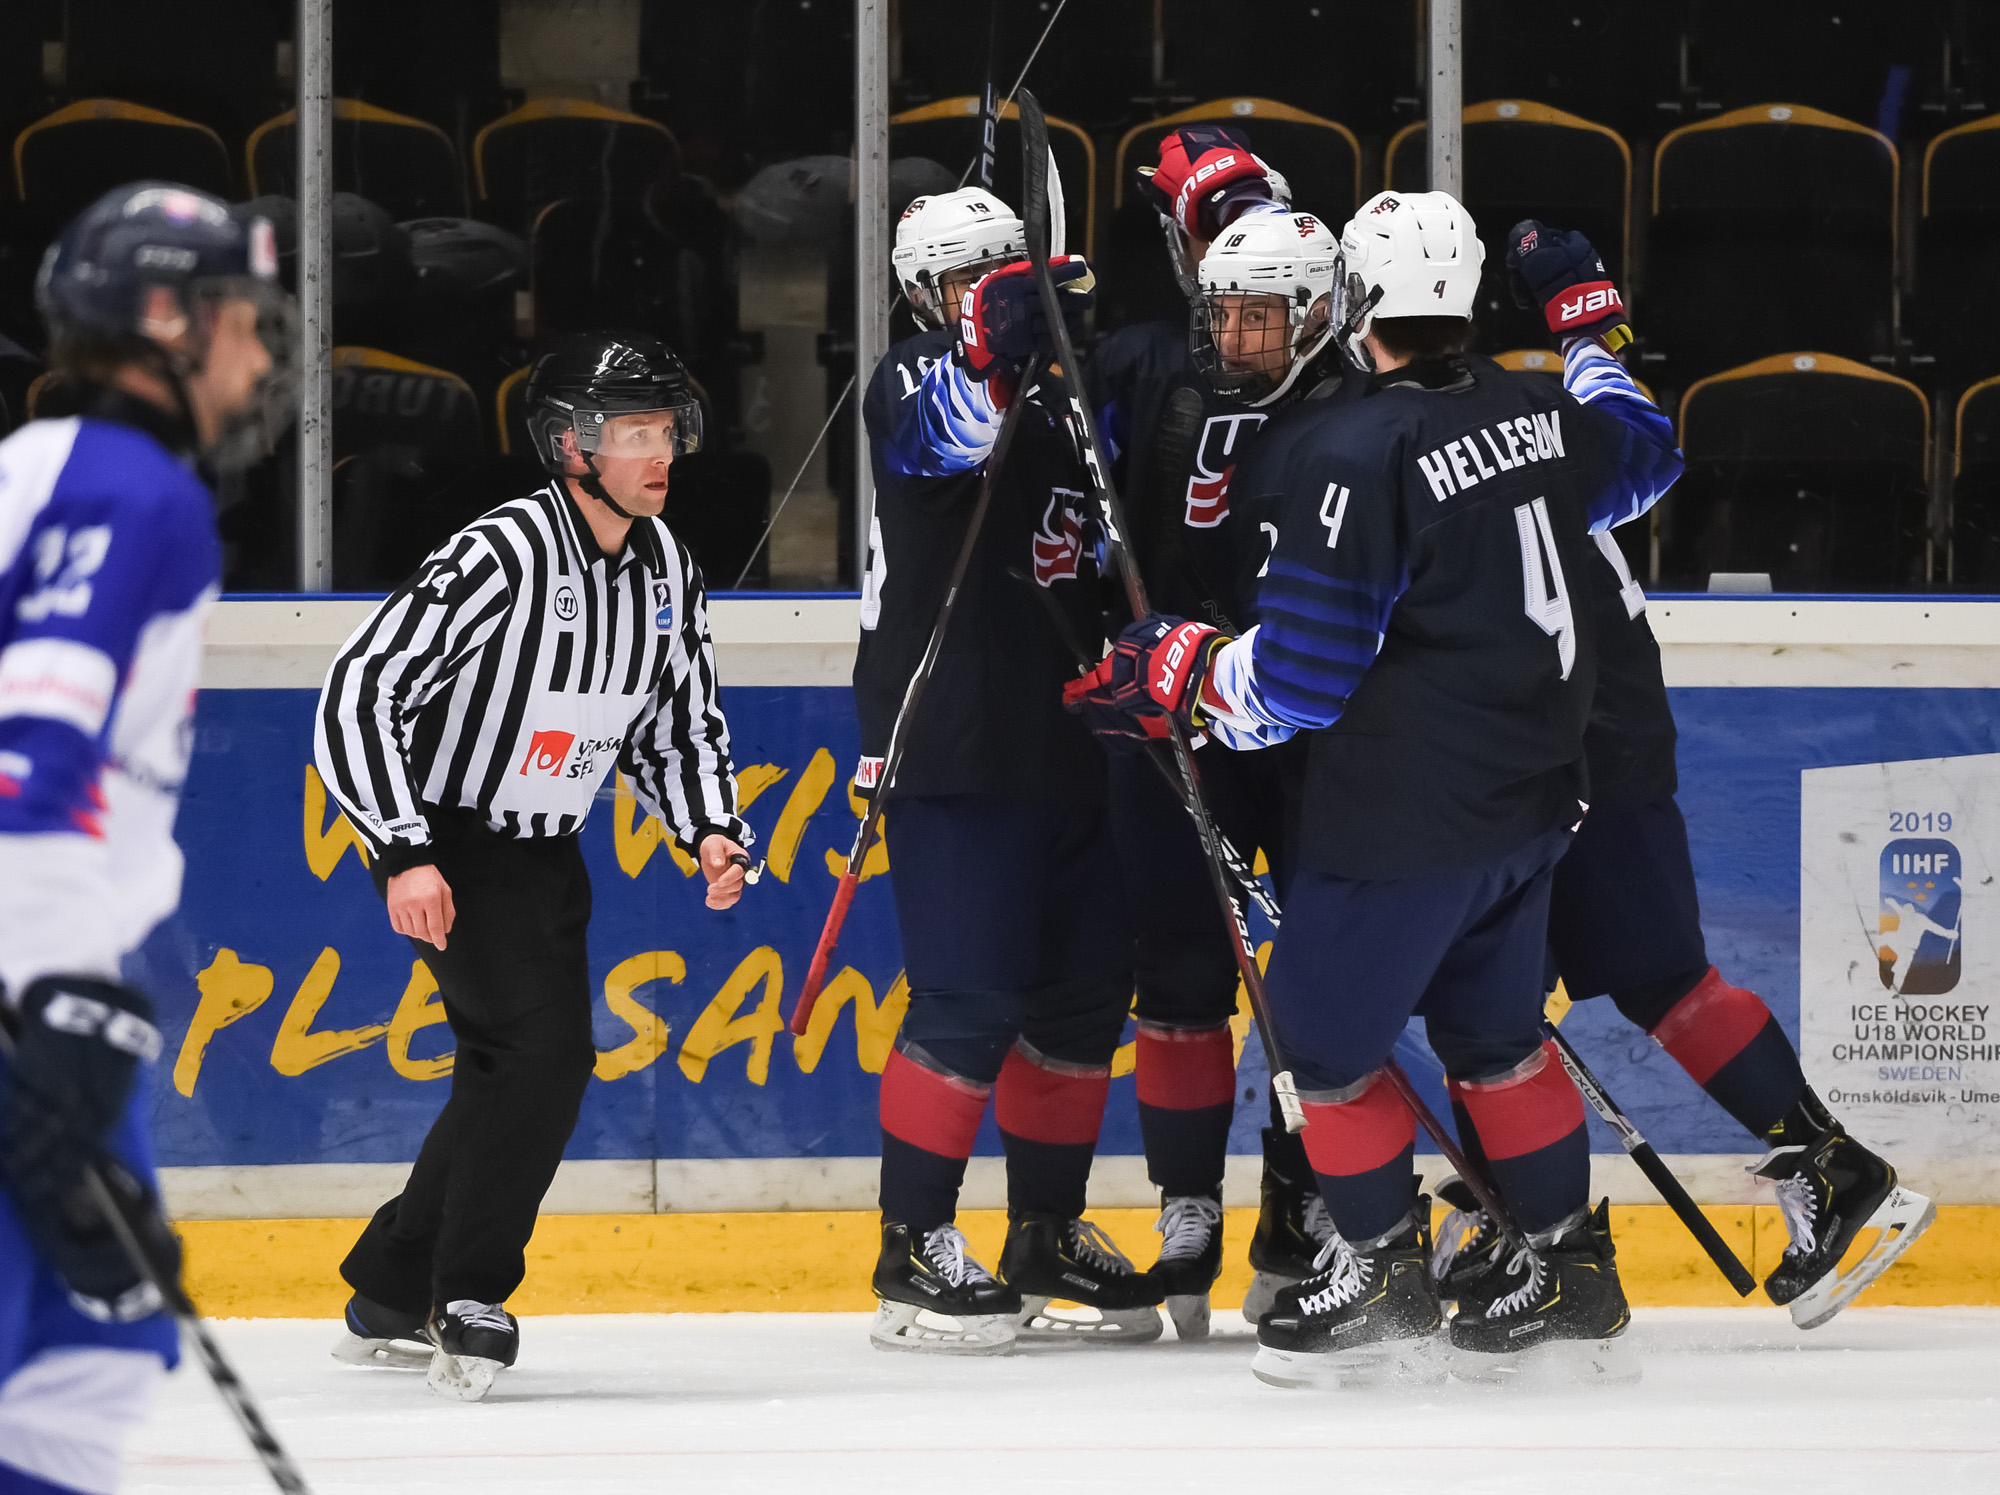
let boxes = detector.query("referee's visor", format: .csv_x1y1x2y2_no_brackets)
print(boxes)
571,399,704,461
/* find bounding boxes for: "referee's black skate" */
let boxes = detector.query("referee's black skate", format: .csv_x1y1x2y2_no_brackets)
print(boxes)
870,1222,1021,1355
1449,1199,1636,1385
1252,1207,1444,1389
1001,1212,1164,1344
425,1300,519,1401
1429,1175,1505,1309
331,1292,432,1368
1751,1093,1935,1329
1147,1193,1224,1340
1242,1127,1335,1323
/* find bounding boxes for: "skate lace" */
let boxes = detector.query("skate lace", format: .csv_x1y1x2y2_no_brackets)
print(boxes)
1153,1195,1223,1261
445,1300,513,1335
1297,1234,1372,1316
1430,1206,1493,1282
1302,1193,1335,1248
1772,1175,1819,1258
1482,1247,1549,1319
920,1225,995,1288
1068,1218,1137,1276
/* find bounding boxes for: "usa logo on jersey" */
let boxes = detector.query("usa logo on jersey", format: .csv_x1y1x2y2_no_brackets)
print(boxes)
1032,489,1085,586
1184,412,1267,528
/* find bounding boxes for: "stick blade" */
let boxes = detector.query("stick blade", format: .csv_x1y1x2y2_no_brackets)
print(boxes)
1018,88,1050,263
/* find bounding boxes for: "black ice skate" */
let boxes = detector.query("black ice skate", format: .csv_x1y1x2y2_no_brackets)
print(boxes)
1147,1193,1224,1340
425,1300,519,1401
331,1292,432,1369
1430,1175,1505,1308
870,1221,1021,1355
1251,1209,1444,1390
1751,1103,1935,1330
1000,1212,1164,1344
1242,1127,1336,1323
1449,1199,1636,1385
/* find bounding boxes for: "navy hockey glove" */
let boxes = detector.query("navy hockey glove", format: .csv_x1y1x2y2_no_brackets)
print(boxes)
955,256,1095,391
1062,615,1228,741
1505,220,1632,352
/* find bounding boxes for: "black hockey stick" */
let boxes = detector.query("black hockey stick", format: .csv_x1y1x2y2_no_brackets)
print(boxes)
1544,1019,1757,1295
0,1023,313,1492
1017,89,1304,1134
789,352,1049,1035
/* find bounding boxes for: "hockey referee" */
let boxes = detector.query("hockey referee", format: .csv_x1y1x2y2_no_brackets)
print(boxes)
314,330,753,1400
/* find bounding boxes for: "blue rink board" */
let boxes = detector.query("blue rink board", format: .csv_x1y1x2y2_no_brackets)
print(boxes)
137,686,2000,1169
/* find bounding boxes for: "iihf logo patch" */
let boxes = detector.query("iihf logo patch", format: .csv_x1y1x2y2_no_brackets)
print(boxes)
652,580,674,631
1878,838,1963,995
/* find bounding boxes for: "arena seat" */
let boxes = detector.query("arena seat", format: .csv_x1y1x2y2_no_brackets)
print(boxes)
1386,101,1631,356
1101,98,1359,332
1461,1,1684,141
246,100,466,222
474,99,680,235
1682,1,1936,126
887,99,1096,261
14,100,231,227
1160,1,1418,142
1662,352,1929,592
896,1,1151,130
1648,105,1896,381
1914,115,2000,386
1951,378,2000,591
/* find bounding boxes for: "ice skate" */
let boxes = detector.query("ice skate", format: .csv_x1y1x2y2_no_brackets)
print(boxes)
1752,1117,1936,1330
1430,1175,1505,1310
869,1221,1021,1355
424,1300,519,1402
1251,1209,1445,1390
1001,1212,1164,1344
1147,1193,1224,1340
1242,1127,1336,1323
1449,1199,1637,1386
331,1292,432,1369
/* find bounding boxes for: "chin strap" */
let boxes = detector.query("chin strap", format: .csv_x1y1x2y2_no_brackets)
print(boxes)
576,452,639,520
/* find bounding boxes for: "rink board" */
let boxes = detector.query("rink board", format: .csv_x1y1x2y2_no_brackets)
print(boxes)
144,600,2000,1232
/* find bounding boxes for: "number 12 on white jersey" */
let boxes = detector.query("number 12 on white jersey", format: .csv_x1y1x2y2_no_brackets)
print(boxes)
1514,498,1575,679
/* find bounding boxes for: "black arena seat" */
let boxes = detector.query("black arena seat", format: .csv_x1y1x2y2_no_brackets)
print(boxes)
1951,378,2000,591
15,100,232,228
247,100,466,222
474,99,680,236
1914,115,2000,386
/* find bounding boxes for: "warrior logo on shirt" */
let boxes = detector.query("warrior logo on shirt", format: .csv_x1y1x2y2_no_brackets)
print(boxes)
1185,413,1266,528
1032,489,1085,586
553,585,579,622
519,729,575,776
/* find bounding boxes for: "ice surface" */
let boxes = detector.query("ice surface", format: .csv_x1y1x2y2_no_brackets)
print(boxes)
128,1309,2000,1494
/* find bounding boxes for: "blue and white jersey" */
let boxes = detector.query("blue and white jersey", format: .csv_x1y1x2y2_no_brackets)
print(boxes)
0,414,219,998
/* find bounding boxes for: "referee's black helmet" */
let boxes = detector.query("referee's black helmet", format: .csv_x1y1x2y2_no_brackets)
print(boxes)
525,330,703,476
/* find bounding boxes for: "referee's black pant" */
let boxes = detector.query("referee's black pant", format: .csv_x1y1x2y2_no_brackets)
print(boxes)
342,810,596,1313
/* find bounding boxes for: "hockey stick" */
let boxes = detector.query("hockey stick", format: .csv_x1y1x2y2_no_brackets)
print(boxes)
1017,89,1303,1134
788,352,1049,1036
0,1023,313,1492
1544,1019,1757,1294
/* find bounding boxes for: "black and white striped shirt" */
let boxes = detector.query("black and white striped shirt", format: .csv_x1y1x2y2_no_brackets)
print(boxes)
315,480,751,875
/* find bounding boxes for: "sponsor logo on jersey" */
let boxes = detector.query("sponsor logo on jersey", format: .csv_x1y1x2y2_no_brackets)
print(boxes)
1415,411,1566,503
1879,838,1963,995
553,585,579,622
1032,489,1085,586
652,579,674,632
1185,412,1266,528
519,729,576,776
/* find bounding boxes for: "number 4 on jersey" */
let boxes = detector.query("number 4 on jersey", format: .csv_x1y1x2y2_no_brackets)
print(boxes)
1513,498,1575,679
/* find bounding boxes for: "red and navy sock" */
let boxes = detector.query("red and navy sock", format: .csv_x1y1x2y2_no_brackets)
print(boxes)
994,1041,1111,1220
878,1045,990,1230
1299,1069,1419,1243
1622,966,1807,1140
1454,1040,1588,1237
1135,1021,1236,1198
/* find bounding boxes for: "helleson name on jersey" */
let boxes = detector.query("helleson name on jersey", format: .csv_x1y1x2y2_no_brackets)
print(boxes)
1416,409,1568,502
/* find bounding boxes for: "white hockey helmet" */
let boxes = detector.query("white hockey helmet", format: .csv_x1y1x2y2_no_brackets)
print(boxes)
891,187,1026,328
1333,190,1485,369
1191,210,1341,406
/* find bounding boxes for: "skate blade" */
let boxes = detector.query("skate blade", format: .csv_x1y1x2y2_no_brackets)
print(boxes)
331,1332,432,1369
1251,1335,1445,1390
1015,1296,1163,1345
426,1350,505,1401
1789,1187,1938,1331
1241,1271,1299,1326
1165,1293,1212,1341
1451,1333,1640,1388
868,1299,1017,1356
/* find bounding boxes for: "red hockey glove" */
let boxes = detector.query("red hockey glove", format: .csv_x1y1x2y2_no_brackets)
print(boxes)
1137,126,1275,242
1062,615,1228,743
954,256,1095,387
1505,219,1632,352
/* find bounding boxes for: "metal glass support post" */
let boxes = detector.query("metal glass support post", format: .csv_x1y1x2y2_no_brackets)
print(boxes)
853,0,890,588
296,0,333,591
1427,0,1462,198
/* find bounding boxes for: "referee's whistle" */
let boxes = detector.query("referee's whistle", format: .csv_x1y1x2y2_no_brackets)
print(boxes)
728,852,765,885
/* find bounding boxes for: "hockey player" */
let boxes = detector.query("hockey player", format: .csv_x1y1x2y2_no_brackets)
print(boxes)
858,188,1161,1354
318,332,754,1400
0,183,294,1492
1429,223,1935,1330
1086,129,1352,1336
1068,191,1684,1386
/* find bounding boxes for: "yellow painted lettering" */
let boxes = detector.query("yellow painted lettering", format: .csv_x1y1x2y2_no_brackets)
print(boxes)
822,778,890,881
1232,940,1274,1065
269,948,389,1077
678,946,785,1085
791,967,910,1074
767,748,835,883
173,949,276,1097
596,951,685,1081
302,764,372,880
386,960,454,1081
613,772,695,879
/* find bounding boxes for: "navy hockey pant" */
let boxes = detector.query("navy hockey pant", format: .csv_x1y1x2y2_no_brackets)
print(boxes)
1549,791,1805,1139
1264,828,1588,1242
344,813,597,1312
878,793,1131,1230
